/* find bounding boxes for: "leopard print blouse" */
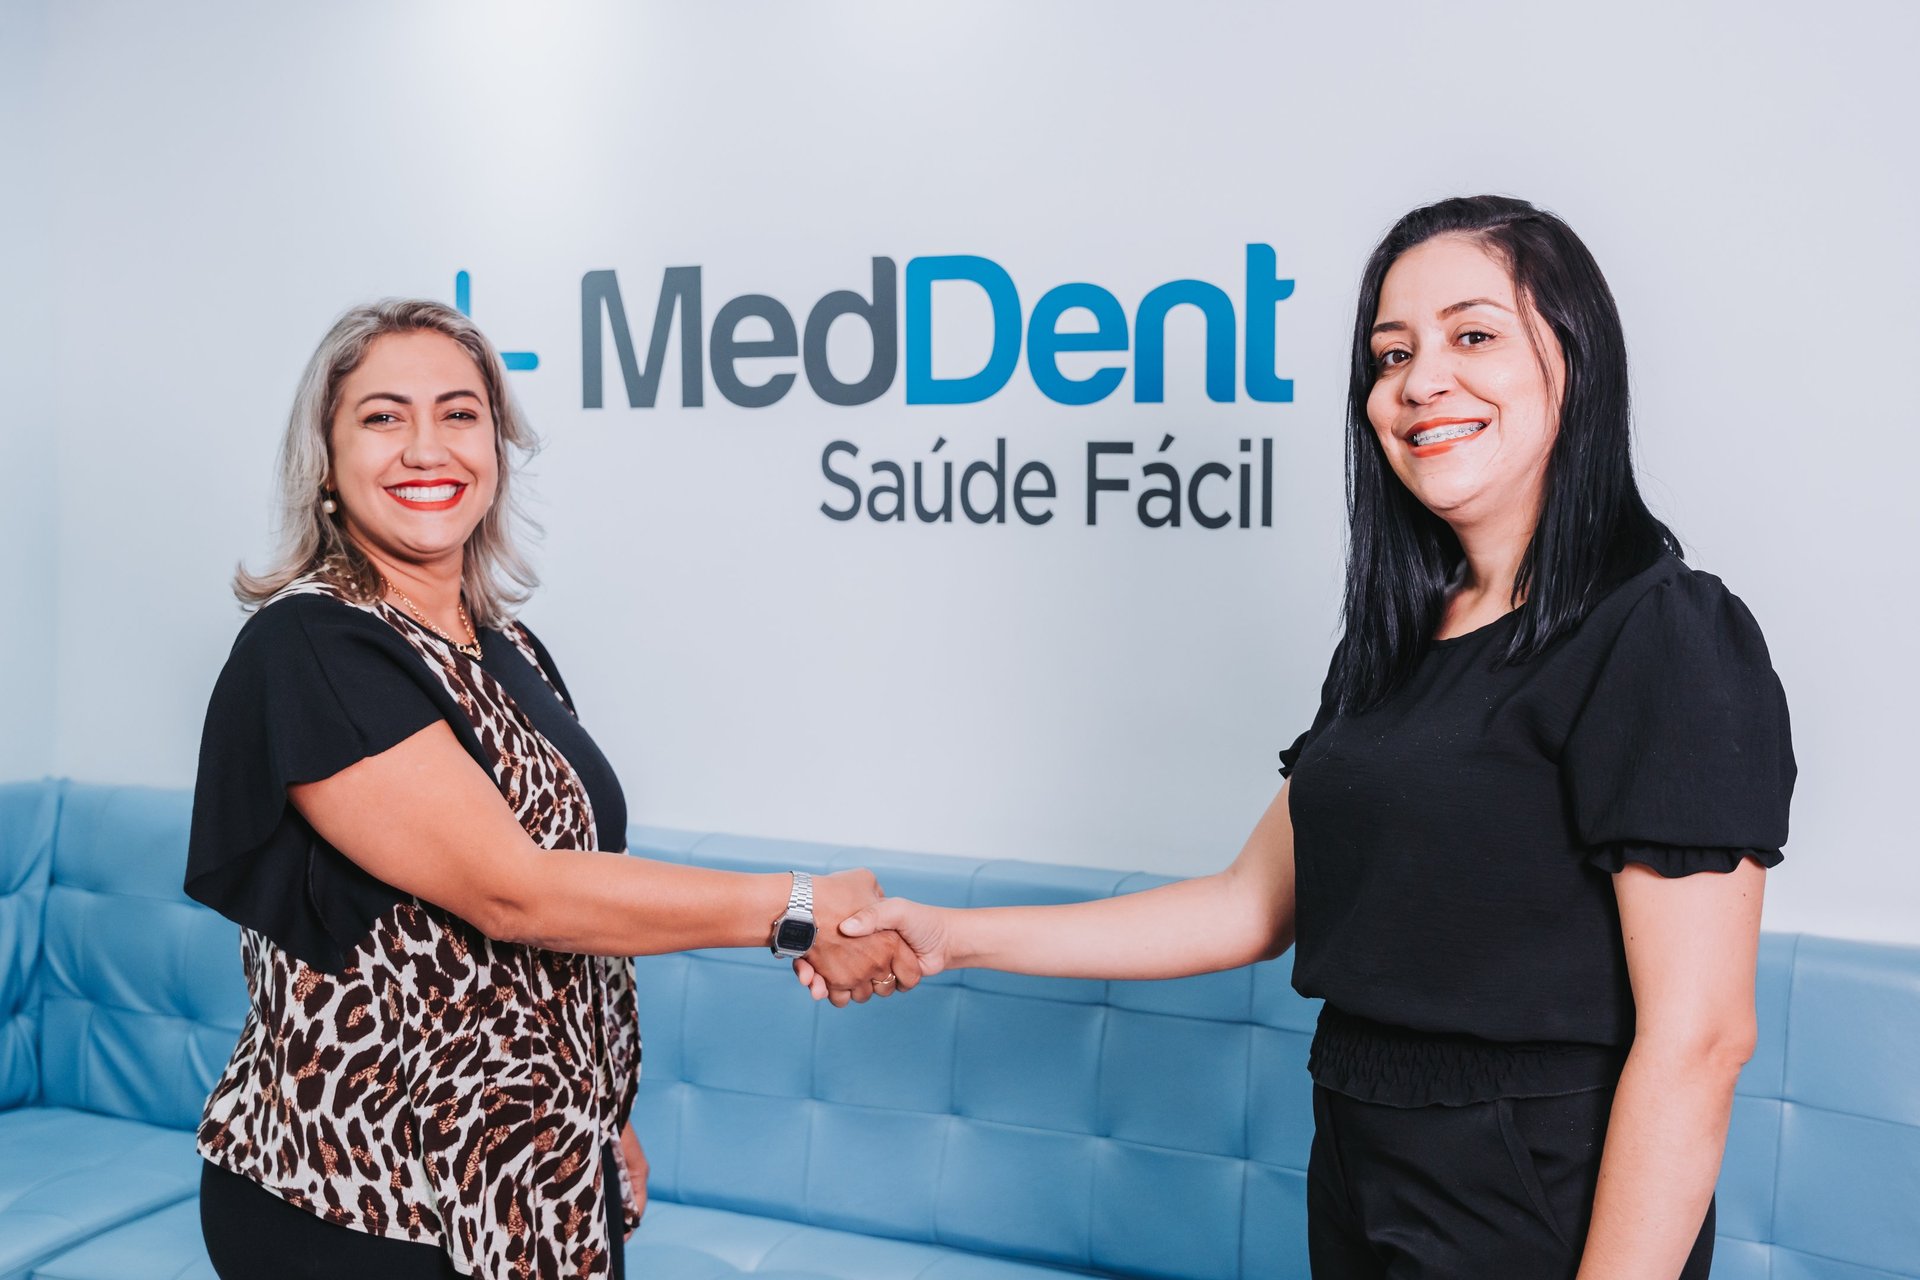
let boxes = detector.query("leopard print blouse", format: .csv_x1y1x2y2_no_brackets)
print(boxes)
197,571,642,1280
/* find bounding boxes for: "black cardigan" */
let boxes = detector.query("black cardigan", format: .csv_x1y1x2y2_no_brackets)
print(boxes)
184,593,626,971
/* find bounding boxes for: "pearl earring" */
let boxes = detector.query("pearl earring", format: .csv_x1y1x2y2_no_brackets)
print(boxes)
321,492,338,515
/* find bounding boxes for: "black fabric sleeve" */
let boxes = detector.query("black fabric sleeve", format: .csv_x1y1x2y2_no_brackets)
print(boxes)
1561,568,1796,877
1584,843,1785,878
185,595,452,969
1279,646,1342,779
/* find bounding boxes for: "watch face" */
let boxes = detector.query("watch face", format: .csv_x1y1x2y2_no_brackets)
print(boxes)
775,917,816,954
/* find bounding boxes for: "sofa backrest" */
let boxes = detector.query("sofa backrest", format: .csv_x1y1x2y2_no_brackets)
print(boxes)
627,829,1920,1280
1715,933,1920,1280
625,828,1323,1280
29,781,247,1129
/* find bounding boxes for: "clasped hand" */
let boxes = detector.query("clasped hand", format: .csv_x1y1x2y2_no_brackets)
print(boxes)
793,879,949,1008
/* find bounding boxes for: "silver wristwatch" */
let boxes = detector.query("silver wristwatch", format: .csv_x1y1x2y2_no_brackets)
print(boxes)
769,870,817,958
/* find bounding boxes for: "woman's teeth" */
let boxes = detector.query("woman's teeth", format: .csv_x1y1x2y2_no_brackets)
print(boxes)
390,483,460,502
1409,421,1487,447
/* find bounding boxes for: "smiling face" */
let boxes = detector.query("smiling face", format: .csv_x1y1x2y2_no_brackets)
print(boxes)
325,329,498,574
1366,233,1566,526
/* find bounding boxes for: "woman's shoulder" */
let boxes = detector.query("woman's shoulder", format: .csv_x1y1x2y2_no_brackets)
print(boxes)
203,575,454,759
1623,552,1770,640
1575,550,1780,688
1559,550,1795,848
250,564,369,618
226,574,417,679
236,586,369,646
1582,550,1762,637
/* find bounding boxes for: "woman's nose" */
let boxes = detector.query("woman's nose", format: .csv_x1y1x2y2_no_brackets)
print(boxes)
1400,346,1457,405
401,420,453,467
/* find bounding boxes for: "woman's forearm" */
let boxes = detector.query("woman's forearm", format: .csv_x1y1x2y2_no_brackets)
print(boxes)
944,867,1292,980
290,724,889,971
490,851,793,955
1576,1042,1743,1279
835,785,1300,986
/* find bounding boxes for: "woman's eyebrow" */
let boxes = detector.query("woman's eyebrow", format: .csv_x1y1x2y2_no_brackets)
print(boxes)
1439,297,1514,317
1371,297,1516,337
353,389,483,408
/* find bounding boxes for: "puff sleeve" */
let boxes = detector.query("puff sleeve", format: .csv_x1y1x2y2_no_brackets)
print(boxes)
185,595,450,969
1280,647,1341,779
1561,569,1796,877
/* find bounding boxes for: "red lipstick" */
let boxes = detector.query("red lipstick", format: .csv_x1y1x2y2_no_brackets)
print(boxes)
383,480,468,512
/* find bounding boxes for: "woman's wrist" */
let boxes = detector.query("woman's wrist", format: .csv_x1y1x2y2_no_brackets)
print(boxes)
741,871,796,948
940,905,982,970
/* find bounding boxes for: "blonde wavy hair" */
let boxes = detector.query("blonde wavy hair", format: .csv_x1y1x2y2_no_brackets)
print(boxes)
235,298,542,625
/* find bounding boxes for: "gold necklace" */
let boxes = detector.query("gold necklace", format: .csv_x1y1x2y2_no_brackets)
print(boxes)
380,575,483,658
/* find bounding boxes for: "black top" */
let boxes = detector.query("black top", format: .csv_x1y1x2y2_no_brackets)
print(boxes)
185,592,626,972
1278,552,1795,1105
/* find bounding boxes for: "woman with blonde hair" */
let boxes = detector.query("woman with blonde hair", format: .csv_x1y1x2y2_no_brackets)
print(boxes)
187,299,916,1280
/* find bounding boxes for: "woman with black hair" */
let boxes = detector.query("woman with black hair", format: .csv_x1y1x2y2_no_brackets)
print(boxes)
805,196,1795,1279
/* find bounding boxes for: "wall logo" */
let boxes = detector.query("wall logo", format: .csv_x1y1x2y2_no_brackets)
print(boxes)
467,246,1299,529
453,271,538,371
578,246,1294,409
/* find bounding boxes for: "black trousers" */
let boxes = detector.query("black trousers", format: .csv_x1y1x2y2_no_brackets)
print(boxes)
201,1144,627,1280
1308,1083,1715,1279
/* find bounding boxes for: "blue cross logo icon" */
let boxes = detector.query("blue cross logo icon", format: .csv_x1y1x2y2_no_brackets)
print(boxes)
454,272,538,371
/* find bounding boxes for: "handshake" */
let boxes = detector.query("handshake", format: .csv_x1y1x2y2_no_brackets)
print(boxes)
789,868,948,1008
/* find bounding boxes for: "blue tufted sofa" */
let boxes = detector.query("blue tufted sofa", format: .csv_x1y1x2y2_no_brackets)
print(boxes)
1,779,1915,1280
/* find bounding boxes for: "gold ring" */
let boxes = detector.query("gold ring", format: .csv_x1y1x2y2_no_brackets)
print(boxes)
875,973,897,986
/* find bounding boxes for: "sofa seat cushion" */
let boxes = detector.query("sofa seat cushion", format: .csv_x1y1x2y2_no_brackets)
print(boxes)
29,1200,212,1280
28,1197,1106,1280
0,1108,199,1280
631,1202,1100,1279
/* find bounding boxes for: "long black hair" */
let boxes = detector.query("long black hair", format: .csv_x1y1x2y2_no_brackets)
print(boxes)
1332,194,1681,715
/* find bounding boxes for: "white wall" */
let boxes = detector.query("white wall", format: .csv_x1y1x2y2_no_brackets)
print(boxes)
0,2,57,782
8,0,1917,944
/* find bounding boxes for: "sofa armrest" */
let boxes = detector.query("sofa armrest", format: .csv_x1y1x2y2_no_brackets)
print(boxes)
0,780,60,1109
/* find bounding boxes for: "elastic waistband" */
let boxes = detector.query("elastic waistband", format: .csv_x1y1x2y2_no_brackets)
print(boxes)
1308,1005,1627,1107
